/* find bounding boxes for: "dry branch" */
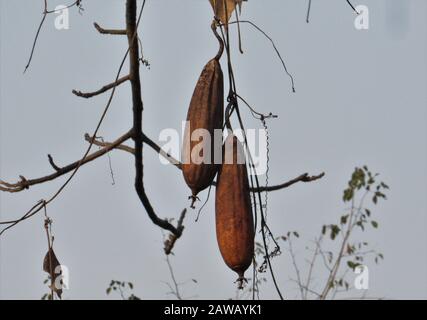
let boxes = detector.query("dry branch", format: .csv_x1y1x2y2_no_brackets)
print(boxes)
94,22,127,35
72,75,130,99
47,154,61,172
0,129,324,195
0,131,133,193
126,0,184,246
84,133,135,154
255,172,325,192
83,134,324,193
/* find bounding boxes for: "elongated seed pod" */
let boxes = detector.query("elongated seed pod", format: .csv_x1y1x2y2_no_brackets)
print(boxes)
182,57,224,203
182,22,224,207
215,135,254,284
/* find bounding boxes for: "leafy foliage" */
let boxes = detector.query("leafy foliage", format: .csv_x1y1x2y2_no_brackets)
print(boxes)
279,166,388,299
106,280,141,300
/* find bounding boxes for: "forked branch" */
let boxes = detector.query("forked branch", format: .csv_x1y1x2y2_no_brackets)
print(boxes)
126,0,184,245
0,131,133,193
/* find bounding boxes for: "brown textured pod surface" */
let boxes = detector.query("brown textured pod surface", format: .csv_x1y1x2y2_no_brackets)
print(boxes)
215,135,254,281
182,58,224,201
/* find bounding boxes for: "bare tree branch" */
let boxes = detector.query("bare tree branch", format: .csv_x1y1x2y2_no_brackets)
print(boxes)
47,154,61,172
25,1,82,72
164,209,186,255
1,130,324,196
303,237,322,299
126,0,184,243
84,134,324,193
84,133,135,154
84,132,181,169
72,75,130,99
288,236,305,299
255,172,325,192
94,22,126,35
87,133,325,193
165,250,183,300
0,131,133,193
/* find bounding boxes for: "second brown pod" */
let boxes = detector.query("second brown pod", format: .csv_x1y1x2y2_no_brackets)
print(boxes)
215,134,255,284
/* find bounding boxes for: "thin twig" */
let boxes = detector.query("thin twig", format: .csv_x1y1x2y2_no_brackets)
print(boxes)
225,20,296,93
94,22,127,35
288,237,305,299
47,154,61,172
84,133,135,154
303,237,321,299
165,254,182,300
255,172,325,192
24,0,48,73
306,0,312,23
24,0,82,73
72,75,130,99
346,0,359,14
164,209,186,255
289,279,321,298
319,195,359,299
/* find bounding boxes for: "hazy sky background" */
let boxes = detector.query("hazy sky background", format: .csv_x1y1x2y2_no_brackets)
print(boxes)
1,0,426,299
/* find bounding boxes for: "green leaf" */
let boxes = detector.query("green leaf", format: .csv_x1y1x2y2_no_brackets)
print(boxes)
371,221,379,228
343,189,354,202
373,196,378,204
347,261,360,270
356,221,365,231
330,225,340,240
340,215,349,225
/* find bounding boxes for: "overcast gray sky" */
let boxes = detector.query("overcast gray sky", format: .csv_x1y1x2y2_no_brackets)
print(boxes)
1,0,426,299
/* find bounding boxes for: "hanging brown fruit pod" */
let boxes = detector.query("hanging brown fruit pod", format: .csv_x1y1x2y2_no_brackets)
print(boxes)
215,134,255,288
182,22,224,207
